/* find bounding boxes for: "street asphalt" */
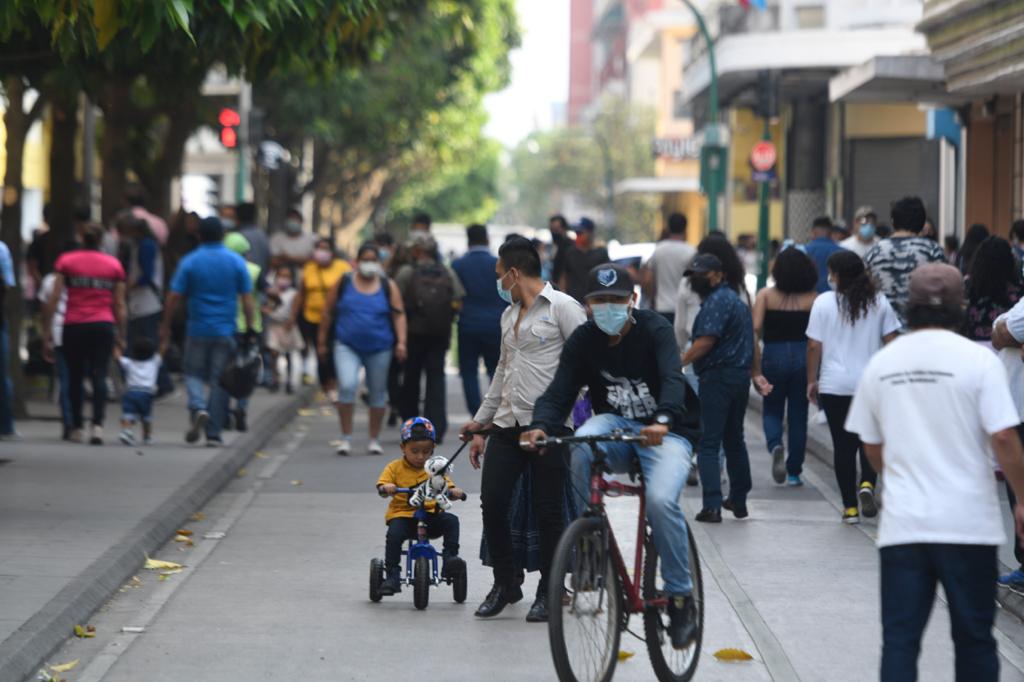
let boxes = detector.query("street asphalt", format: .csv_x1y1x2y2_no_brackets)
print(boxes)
30,377,1024,682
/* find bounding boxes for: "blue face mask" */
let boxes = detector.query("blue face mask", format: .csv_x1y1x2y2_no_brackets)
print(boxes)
591,303,631,336
859,223,876,240
379,247,391,262
496,271,515,304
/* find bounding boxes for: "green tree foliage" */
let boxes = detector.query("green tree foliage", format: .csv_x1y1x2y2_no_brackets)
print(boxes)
501,95,659,242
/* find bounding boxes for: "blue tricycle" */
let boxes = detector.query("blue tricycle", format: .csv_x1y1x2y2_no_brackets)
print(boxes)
369,486,468,610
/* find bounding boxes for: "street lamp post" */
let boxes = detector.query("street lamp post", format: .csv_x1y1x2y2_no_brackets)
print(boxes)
682,0,723,234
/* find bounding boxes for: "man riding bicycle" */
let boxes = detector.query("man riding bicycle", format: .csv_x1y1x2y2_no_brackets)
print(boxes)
522,263,701,648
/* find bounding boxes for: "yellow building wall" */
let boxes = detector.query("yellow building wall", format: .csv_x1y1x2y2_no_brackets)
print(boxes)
728,108,785,239
0,111,48,190
845,103,927,138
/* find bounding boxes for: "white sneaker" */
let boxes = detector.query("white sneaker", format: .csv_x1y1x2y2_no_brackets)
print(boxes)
119,429,136,446
89,424,104,445
335,438,352,456
368,439,383,455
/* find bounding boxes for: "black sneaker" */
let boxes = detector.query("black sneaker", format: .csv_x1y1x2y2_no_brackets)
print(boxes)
380,572,401,596
186,410,208,444
859,483,878,518
695,508,722,523
723,499,749,519
771,445,786,484
666,595,698,649
441,556,464,581
234,409,248,433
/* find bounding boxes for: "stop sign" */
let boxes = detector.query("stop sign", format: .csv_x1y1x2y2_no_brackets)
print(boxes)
750,141,777,172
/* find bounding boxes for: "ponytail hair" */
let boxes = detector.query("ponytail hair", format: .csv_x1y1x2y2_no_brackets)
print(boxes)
827,250,876,323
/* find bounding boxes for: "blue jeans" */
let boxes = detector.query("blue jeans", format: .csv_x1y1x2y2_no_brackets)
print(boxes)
697,367,752,510
183,335,236,438
457,327,500,416
760,340,808,476
880,543,998,682
0,323,13,434
334,342,392,408
570,413,694,596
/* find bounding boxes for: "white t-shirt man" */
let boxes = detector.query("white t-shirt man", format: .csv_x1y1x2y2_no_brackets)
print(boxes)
805,291,901,395
645,240,696,314
270,232,316,264
845,329,1018,548
839,234,878,259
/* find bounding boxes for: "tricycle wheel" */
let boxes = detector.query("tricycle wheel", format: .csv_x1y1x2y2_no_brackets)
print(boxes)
451,559,468,604
413,557,431,610
369,558,384,603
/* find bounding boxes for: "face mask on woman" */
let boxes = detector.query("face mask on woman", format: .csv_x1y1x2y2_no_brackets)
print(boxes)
313,248,332,266
591,302,631,336
358,260,382,278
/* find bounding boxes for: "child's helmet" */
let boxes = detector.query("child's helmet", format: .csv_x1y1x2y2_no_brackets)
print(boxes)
401,417,436,443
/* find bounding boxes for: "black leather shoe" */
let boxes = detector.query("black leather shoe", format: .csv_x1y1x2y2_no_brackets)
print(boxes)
525,596,549,623
723,499,749,519
695,508,722,523
474,583,524,618
666,595,698,649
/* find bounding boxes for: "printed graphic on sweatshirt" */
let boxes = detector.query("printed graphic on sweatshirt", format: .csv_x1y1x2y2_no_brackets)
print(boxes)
601,370,657,419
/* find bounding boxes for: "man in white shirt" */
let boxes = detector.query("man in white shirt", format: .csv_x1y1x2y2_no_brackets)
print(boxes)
642,212,696,325
839,205,879,258
846,263,1024,682
462,236,586,622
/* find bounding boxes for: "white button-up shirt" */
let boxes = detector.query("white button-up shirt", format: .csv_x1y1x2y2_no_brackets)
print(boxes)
474,283,587,428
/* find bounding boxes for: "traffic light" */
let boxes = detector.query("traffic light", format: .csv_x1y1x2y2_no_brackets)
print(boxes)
219,107,241,148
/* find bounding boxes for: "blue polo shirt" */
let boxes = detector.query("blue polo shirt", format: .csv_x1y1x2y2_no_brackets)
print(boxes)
451,247,506,334
170,243,253,338
804,236,844,293
691,283,753,375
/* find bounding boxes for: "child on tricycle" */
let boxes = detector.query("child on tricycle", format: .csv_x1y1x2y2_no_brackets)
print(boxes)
375,417,466,600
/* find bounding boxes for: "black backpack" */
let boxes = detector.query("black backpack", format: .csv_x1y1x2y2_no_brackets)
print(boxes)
406,262,455,336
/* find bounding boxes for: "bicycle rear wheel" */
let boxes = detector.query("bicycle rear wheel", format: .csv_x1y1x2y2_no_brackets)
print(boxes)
642,528,703,681
548,516,622,682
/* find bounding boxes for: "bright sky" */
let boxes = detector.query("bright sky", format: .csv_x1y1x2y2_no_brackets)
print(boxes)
483,0,570,149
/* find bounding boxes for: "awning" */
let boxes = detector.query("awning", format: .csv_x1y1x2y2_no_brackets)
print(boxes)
615,176,700,195
828,55,965,105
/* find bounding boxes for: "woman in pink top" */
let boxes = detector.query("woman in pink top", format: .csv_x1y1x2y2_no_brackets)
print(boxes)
44,223,126,444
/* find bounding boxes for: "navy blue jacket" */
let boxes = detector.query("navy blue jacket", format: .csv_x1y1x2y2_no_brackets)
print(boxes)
451,248,506,334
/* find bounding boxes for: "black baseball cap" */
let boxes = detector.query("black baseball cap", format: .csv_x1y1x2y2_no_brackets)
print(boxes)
585,263,634,299
684,253,723,275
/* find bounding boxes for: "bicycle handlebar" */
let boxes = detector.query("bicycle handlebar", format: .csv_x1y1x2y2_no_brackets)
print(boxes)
532,431,647,448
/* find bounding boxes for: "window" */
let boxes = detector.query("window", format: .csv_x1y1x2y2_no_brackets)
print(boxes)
795,5,825,29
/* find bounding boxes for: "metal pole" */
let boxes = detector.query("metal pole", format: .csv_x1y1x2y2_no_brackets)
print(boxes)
682,0,720,233
756,117,771,290
236,81,252,204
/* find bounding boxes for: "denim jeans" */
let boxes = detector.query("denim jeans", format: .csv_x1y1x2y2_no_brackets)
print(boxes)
182,335,236,438
697,367,752,510
761,340,808,476
880,543,998,682
571,413,694,596
334,342,392,407
0,322,13,434
457,327,500,416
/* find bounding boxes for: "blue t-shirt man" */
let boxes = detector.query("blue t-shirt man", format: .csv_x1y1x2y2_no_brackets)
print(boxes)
804,218,845,293
170,241,252,337
690,282,753,376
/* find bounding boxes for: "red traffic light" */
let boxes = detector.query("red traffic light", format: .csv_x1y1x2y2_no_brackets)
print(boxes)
220,127,238,148
219,107,241,127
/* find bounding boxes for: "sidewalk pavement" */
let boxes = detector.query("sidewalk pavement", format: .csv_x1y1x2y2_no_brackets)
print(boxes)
747,391,1024,623
0,385,313,682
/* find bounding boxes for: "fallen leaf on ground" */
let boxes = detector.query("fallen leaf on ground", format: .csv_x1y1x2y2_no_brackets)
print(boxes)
175,528,193,536
73,624,95,638
48,660,79,673
617,651,634,661
714,648,754,661
190,512,206,521
144,556,184,571
160,568,183,576
297,408,317,417
173,534,192,543
254,450,269,459
158,574,169,582
236,468,247,477
291,480,303,486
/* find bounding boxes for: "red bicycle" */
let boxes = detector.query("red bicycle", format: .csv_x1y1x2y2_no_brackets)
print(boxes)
539,432,704,682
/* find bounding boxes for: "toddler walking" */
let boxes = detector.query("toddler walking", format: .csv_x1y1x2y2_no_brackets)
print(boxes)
117,337,161,446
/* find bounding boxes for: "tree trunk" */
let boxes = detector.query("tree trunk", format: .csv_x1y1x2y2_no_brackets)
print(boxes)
143,97,198,221
99,78,132,224
1,77,45,418
48,87,78,249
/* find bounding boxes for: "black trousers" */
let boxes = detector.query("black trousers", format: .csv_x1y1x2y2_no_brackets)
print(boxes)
385,512,460,572
480,426,567,596
399,333,449,441
63,322,115,429
820,393,877,508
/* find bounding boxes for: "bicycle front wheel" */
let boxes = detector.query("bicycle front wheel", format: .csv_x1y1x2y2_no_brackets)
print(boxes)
642,528,703,681
548,516,622,682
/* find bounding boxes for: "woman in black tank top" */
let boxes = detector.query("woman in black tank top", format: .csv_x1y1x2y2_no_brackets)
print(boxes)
751,248,818,487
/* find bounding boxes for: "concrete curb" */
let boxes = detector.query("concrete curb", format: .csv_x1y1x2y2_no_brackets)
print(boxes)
0,387,315,682
747,392,1024,624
